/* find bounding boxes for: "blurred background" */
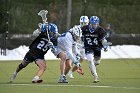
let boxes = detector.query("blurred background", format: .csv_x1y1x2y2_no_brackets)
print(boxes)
0,0,140,55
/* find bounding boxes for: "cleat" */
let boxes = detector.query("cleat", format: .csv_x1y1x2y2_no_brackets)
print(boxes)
77,67,84,75
93,80,99,83
32,76,43,83
32,79,43,83
9,72,17,83
93,76,99,83
58,75,68,83
68,72,74,79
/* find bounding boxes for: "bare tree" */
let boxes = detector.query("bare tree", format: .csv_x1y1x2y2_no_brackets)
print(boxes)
66,0,72,30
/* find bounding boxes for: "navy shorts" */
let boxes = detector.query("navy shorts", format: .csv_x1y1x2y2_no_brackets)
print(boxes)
23,52,45,63
85,47,101,58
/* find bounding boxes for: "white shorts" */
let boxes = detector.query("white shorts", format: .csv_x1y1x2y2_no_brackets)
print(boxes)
51,47,62,58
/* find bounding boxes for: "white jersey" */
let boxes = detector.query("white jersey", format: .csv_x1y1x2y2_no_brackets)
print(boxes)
71,24,85,59
57,32,78,63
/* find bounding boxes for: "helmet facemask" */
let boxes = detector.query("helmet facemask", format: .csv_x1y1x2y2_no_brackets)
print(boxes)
72,26,82,42
89,16,99,33
80,16,89,27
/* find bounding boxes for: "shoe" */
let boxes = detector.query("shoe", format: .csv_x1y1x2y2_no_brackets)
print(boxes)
93,76,99,83
68,71,74,79
9,72,17,83
58,75,68,83
32,76,43,83
77,67,84,75
32,78,43,83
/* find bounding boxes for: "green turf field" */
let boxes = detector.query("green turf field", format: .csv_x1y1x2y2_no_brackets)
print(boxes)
0,59,140,93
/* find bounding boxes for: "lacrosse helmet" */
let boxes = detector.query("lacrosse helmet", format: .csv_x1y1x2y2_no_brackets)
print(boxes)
71,25,82,41
48,23,59,38
41,23,59,38
41,23,58,33
89,16,99,33
48,23,58,33
80,16,89,27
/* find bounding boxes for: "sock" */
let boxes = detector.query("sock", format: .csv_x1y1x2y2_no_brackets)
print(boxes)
89,61,98,77
86,54,98,77
69,71,73,74
13,71,17,75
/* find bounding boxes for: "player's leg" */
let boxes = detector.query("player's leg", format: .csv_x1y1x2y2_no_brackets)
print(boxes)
65,59,72,75
86,53,99,83
94,56,101,66
68,57,84,76
67,64,75,79
57,52,68,83
10,61,29,83
10,53,31,83
94,49,101,66
32,59,46,83
68,49,85,78
64,59,74,80
58,52,66,77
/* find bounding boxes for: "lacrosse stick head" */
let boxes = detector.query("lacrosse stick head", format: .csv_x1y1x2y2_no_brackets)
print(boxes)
38,10,48,22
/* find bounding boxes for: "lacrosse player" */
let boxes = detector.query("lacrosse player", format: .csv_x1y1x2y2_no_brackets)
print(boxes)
68,16,89,79
56,25,82,83
81,16,112,83
33,22,69,83
10,10,57,83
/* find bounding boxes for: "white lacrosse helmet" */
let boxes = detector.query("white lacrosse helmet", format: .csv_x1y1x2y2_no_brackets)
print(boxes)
71,25,82,41
80,16,89,27
72,25,82,37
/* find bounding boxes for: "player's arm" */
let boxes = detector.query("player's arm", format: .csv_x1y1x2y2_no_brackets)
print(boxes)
65,40,81,67
72,42,82,58
99,28,112,51
33,23,42,36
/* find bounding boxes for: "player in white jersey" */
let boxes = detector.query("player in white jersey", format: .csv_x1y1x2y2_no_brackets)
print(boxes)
68,16,89,79
57,25,82,82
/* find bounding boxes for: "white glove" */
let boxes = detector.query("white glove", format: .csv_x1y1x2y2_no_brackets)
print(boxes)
102,39,112,47
104,47,108,52
51,46,57,53
47,42,53,48
47,42,57,52
33,29,40,36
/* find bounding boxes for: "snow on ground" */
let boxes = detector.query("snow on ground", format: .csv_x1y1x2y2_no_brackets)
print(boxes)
0,45,140,60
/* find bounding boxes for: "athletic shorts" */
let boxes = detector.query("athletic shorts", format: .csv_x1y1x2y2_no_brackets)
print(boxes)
23,52,45,63
51,47,62,58
85,47,101,58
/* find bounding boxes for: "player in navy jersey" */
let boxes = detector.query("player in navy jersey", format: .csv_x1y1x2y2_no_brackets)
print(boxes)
10,23,58,83
82,16,111,83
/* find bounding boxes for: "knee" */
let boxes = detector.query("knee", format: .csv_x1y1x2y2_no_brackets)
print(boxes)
39,65,46,71
19,63,27,69
94,57,101,65
65,63,72,70
36,62,47,71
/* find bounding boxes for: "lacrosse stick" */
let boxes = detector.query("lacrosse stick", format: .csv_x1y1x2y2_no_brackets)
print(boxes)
38,10,48,23
38,10,51,41
38,10,56,51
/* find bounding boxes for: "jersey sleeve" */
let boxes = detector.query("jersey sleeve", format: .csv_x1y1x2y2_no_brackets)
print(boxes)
98,27,107,41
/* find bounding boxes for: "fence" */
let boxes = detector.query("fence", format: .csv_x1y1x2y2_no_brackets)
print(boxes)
0,34,140,51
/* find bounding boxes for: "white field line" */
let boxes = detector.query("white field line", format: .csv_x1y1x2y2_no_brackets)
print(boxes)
1,83,140,90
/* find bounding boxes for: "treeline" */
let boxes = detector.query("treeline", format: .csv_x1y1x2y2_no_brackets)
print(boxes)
0,0,140,34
